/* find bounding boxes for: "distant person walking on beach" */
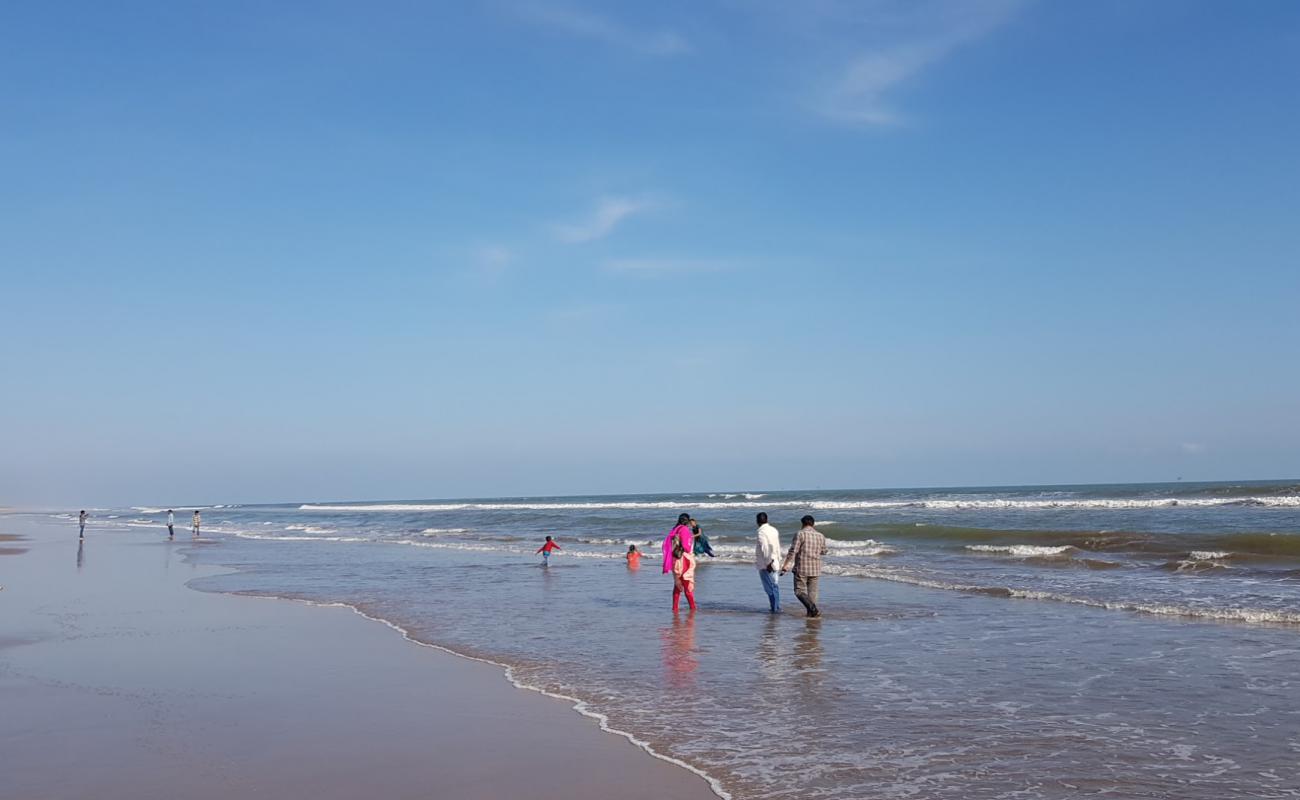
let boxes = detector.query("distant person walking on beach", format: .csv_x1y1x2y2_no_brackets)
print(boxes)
690,518,715,558
78,510,87,539
755,512,782,614
662,514,694,574
671,541,697,613
781,515,827,617
626,544,642,569
166,509,175,539
192,510,201,537
537,536,561,565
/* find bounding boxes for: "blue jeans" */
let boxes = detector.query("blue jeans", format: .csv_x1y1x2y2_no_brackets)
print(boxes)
759,569,781,612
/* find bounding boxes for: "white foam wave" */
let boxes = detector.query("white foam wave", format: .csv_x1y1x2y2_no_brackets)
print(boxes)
826,538,879,549
1189,550,1233,560
299,494,1300,513
394,539,621,560
822,564,1300,625
420,528,469,535
233,532,369,543
577,536,653,546
966,544,1075,557
709,539,895,558
830,545,896,557
286,524,335,534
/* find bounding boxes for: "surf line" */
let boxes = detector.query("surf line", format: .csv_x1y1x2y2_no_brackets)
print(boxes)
231,592,733,800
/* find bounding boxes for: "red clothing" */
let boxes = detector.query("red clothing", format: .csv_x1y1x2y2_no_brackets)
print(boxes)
673,579,696,612
536,541,561,553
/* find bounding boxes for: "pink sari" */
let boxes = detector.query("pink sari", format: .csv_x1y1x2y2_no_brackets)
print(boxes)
661,524,694,573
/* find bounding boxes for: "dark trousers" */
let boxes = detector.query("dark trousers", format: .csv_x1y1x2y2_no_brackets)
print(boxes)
793,573,820,615
167,524,174,537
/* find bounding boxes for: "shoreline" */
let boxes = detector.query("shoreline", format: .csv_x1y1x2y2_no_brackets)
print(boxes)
0,518,722,800
224,590,733,800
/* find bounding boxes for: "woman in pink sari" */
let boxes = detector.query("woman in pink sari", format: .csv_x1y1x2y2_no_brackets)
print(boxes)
662,513,694,574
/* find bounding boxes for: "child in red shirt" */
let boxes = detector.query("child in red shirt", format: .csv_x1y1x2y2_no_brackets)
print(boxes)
536,536,561,564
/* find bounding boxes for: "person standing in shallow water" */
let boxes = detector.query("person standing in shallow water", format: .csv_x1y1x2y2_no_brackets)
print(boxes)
78,510,87,539
192,510,201,537
690,518,715,558
166,509,175,539
781,515,828,617
755,512,782,613
671,541,697,613
536,535,561,565
661,514,694,575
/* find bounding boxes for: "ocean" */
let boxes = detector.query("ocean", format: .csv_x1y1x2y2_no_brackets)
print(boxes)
47,480,1300,798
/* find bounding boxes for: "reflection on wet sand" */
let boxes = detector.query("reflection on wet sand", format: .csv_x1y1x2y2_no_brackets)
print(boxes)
76,539,84,571
793,620,823,675
660,614,698,690
783,620,829,720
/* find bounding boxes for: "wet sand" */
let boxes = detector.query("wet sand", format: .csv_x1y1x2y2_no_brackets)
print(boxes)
0,520,718,800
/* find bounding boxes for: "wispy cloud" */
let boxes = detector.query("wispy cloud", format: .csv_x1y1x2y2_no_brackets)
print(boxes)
515,4,690,56
814,0,1025,126
602,257,732,277
473,244,514,276
552,195,652,243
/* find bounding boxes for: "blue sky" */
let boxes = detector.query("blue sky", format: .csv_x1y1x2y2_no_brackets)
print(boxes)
3,1,1298,505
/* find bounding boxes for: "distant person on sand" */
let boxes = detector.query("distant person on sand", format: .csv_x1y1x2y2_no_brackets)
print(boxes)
192,510,201,537
671,541,697,613
536,535,561,565
690,518,715,558
166,509,175,539
755,512,782,614
626,544,642,569
661,514,694,574
781,515,827,618
78,510,87,539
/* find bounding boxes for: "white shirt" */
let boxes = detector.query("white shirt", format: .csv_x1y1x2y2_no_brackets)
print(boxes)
167,512,174,525
755,523,781,571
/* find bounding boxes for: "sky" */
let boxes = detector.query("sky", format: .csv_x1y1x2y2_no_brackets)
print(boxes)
2,0,1298,506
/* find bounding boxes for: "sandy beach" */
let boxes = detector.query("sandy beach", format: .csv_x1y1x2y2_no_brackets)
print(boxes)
0,519,718,800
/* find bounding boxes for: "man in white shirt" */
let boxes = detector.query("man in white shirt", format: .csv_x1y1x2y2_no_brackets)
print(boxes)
754,512,782,614
167,509,175,539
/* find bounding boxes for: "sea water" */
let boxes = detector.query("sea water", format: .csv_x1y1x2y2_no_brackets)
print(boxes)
61,481,1300,798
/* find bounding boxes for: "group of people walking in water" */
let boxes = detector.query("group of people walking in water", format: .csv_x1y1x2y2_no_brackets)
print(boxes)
76,509,202,540
81,505,826,616
552,512,829,618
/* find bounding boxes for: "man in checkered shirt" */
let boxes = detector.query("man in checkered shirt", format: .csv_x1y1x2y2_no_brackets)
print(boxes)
781,514,828,617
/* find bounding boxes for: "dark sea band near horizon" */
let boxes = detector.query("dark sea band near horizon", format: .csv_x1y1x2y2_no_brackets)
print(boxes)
30,480,1300,799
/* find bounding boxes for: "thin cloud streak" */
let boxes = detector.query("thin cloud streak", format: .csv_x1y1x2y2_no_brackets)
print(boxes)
816,0,1025,126
515,4,690,56
552,196,652,243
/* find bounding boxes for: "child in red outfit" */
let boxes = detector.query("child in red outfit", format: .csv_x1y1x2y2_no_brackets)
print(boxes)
536,535,561,564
